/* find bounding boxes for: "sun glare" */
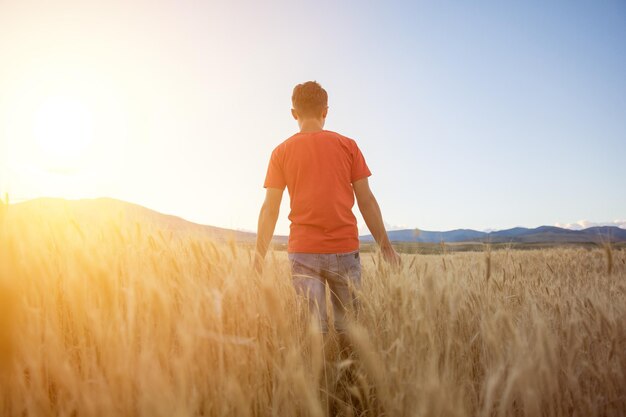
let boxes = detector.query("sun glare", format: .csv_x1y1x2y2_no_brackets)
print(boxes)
33,96,94,171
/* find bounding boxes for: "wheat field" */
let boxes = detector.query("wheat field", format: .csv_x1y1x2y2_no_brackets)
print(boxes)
0,203,625,417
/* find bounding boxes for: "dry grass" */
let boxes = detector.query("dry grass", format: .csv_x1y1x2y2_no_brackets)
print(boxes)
0,205,625,417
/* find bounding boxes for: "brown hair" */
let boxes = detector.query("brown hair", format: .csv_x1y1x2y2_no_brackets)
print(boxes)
291,81,328,118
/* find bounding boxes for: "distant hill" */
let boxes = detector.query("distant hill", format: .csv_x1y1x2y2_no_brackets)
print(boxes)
361,225,626,244
9,198,272,243
9,198,625,245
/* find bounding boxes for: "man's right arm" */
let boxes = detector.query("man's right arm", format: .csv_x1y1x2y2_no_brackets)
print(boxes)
353,178,401,266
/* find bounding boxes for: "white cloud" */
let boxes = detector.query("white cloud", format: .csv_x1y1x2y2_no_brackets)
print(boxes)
358,221,410,235
554,220,626,230
384,222,410,231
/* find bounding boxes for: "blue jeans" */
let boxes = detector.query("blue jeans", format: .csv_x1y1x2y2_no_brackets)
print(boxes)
288,250,362,333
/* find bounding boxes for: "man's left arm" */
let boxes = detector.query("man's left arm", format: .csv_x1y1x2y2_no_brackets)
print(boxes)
254,187,284,273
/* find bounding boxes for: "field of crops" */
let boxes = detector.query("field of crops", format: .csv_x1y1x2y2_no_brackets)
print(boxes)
1,204,625,416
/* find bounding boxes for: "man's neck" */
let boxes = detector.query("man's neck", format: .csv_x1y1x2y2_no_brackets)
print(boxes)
298,119,325,133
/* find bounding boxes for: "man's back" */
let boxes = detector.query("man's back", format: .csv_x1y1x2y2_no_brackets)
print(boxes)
264,130,371,253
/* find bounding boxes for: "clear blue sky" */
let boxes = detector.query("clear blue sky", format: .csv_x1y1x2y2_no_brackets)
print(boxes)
1,0,624,233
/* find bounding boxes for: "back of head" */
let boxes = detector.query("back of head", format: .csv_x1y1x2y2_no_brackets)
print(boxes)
292,81,328,118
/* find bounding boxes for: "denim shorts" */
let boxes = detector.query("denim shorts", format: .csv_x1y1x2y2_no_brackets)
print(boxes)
288,250,361,333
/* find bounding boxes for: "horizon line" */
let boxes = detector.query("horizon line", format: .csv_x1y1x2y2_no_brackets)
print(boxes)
7,195,626,233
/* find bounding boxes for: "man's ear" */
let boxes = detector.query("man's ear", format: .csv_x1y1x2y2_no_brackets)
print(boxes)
322,106,328,119
291,108,298,120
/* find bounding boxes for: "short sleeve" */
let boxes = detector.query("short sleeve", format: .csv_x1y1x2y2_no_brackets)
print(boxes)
351,142,372,183
263,147,287,190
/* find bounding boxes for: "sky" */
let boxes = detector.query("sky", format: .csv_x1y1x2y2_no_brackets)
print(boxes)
1,0,624,234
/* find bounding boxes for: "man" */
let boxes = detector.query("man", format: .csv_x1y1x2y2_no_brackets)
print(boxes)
254,81,400,333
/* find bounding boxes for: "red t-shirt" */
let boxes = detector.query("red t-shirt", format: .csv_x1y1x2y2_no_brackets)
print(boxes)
263,130,371,253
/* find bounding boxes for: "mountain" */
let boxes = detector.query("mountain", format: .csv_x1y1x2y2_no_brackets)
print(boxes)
8,197,269,242
8,198,625,245
361,225,626,244
363,229,487,243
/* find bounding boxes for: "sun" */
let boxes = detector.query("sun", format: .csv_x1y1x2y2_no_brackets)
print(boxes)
33,96,95,171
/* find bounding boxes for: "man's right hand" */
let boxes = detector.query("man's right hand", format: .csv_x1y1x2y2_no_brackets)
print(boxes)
353,178,402,269
253,252,264,275
382,244,401,268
